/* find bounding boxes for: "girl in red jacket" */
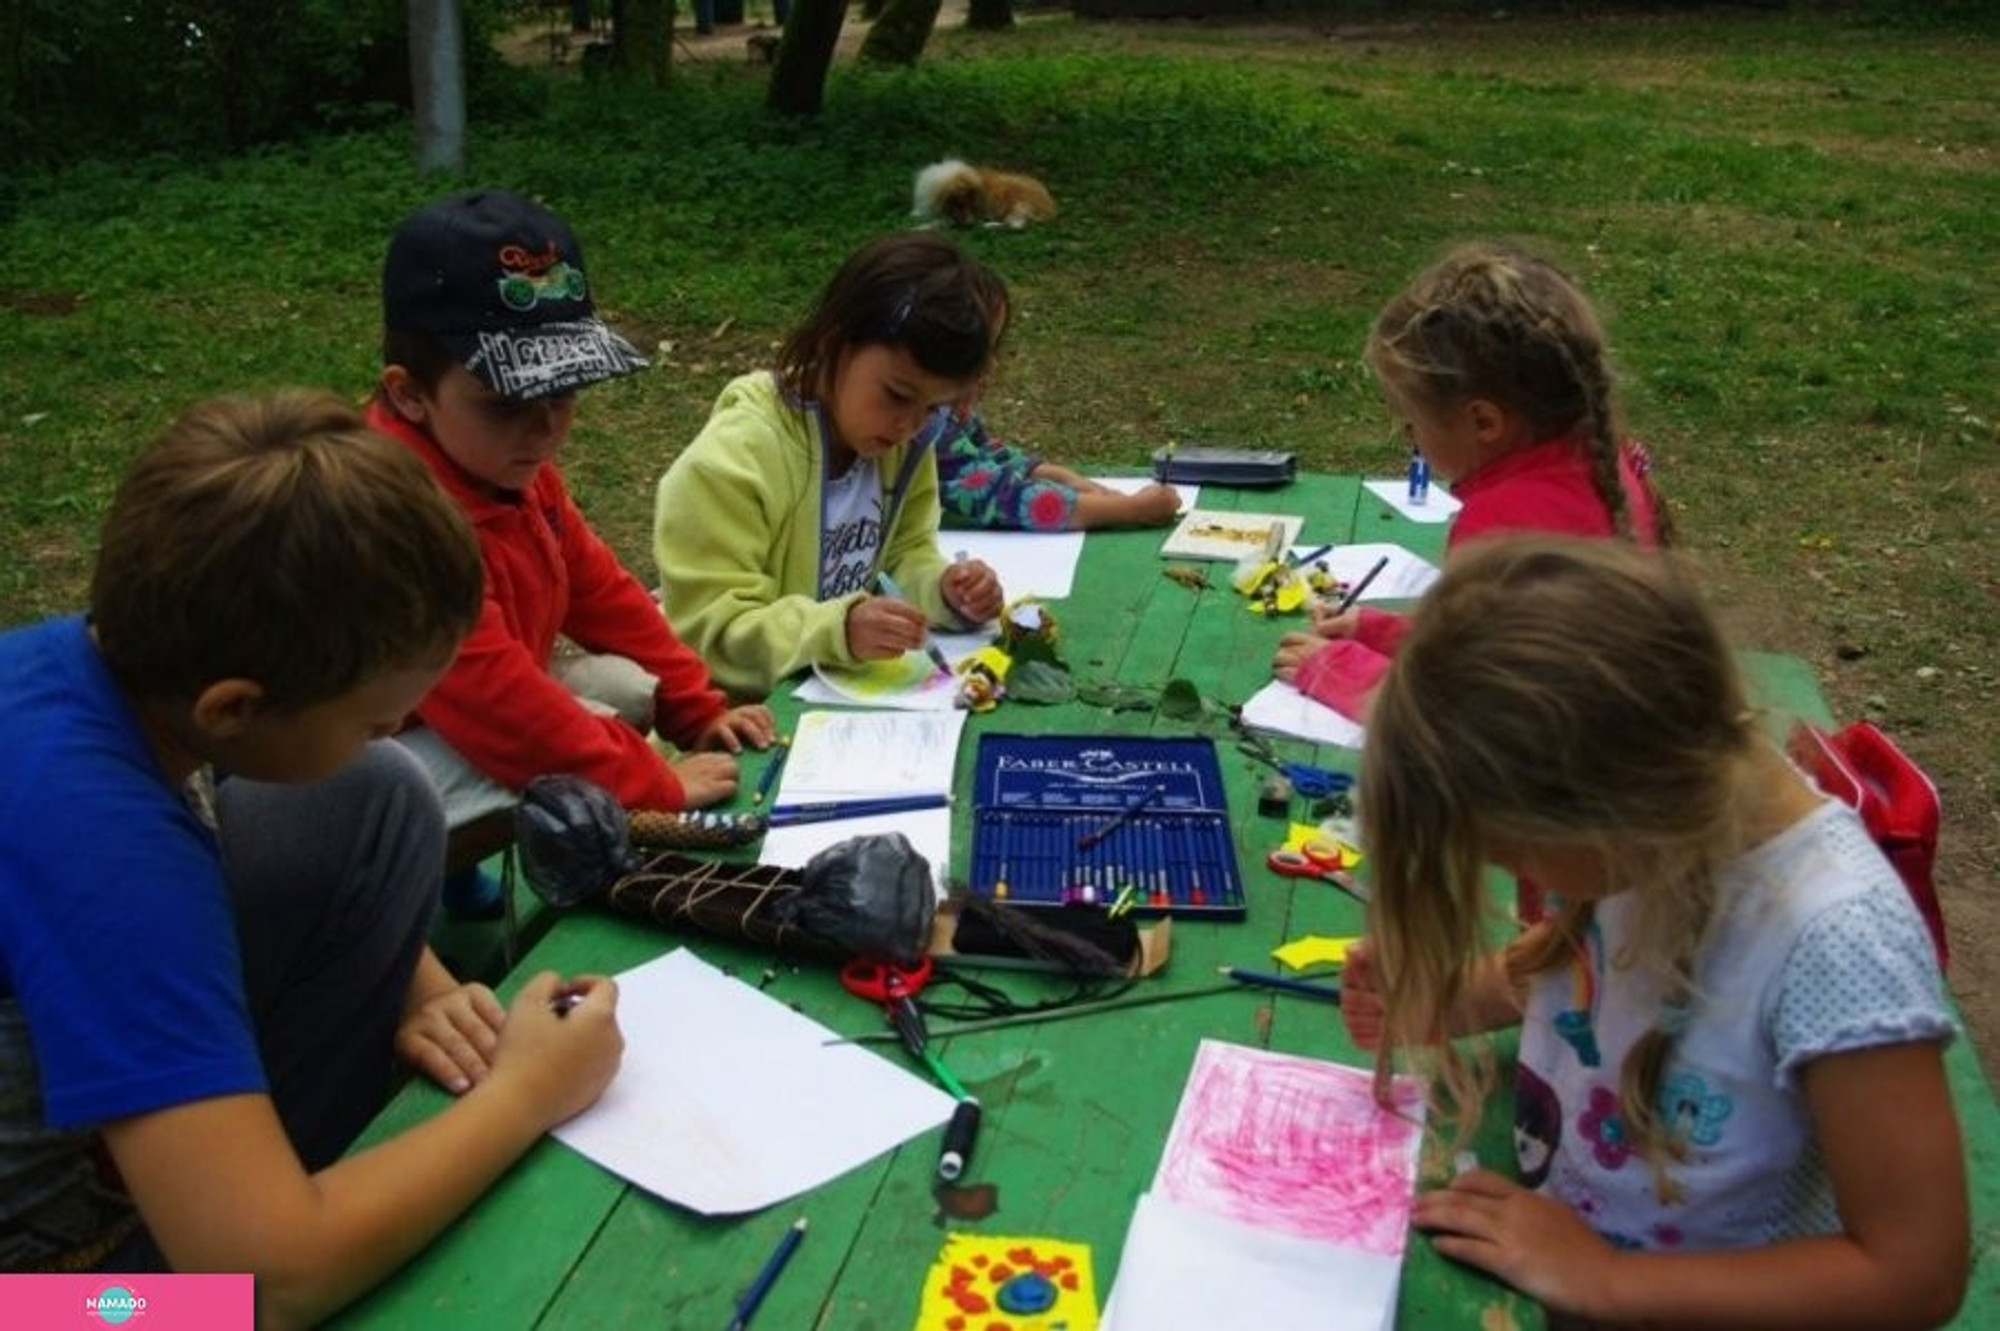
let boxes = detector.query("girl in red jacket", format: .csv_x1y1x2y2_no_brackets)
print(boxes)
1274,240,1671,696
373,190,775,860
1274,242,1671,924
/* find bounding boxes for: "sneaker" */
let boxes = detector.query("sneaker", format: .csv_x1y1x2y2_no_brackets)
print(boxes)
442,867,507,921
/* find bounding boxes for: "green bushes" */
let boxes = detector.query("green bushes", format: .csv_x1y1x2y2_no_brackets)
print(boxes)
0,0,531,173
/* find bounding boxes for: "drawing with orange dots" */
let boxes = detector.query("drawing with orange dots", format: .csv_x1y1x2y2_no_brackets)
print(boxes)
913,1233,1098,1331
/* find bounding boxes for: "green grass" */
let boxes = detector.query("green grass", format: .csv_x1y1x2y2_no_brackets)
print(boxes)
1,8,1995,1059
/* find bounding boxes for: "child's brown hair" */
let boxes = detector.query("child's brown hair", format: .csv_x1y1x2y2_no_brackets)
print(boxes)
1367,241,1673,544
776,232,1008,402
90,389,483,708
1361,536,1755,1186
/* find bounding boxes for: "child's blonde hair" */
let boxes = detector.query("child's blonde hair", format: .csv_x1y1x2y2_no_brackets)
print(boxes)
1367,241,1671,544
777,232,1007,402
90,389,484,708
1360,537,1755,1186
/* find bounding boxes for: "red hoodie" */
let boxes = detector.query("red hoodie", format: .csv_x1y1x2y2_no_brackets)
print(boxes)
1351,434,1663,656
368,400,727,810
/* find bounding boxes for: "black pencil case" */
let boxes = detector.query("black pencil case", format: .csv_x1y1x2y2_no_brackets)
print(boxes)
950,904,1140,974
1152,445,1297,488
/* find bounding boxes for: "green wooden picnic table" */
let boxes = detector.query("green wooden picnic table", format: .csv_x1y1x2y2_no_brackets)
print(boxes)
337,474,1998,1329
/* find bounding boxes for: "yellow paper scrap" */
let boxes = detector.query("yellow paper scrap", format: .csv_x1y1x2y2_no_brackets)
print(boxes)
1272,934,1359,971
1281,822,1323,853
1283,823,1361,868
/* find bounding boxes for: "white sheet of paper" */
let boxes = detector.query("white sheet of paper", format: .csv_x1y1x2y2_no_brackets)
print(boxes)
1101,1192,1402,1331
757,709,965,885
792,631,991,711
1362,477,1461,524
938,528,1087,600
760,806,952,891
1238,678,1366,749
1096,475,1201,512
772,709,966,802
551,949,954,1216
930,478,1196,602
1288,542,1439,604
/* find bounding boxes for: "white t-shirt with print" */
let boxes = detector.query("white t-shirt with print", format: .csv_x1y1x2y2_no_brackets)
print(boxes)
1515,799,1953,1251
819,460,883,599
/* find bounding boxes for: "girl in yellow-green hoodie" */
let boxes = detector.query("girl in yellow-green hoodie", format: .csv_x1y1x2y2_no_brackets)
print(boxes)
655,234,1009,699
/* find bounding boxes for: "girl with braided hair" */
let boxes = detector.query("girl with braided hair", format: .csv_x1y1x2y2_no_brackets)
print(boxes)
1274,239,1670,691
1340,538,1967,1328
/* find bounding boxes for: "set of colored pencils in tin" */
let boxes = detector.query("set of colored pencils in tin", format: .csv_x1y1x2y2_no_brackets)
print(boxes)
973,807,1243,917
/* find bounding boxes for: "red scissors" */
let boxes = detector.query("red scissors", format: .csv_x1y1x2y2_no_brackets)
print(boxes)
840,957,935,1057
1265,842,1368,902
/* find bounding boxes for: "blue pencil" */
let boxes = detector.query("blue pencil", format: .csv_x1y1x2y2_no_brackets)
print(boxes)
764,795,951,828
751,737,789,806
1219,965,1343,1003
727,1216,808,1331
1289,541,1333,568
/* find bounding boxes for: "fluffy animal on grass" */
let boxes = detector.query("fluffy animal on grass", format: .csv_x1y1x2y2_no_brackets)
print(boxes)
911,159,1058,230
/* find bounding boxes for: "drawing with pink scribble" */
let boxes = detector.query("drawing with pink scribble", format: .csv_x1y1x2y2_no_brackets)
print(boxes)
1154,1039,1425,1255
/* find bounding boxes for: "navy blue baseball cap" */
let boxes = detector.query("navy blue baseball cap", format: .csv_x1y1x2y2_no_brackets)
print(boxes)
383,189,648,401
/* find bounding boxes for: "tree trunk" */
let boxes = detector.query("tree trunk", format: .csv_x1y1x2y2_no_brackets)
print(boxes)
767,0,849,117
408,0,466,175
965,0,1014,31
857,0,940,66
611,0,673,85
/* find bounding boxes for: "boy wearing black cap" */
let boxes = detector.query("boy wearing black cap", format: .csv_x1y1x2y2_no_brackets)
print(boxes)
371,189,775,859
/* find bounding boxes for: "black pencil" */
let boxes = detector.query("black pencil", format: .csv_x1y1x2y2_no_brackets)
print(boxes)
1077,783,1166,852
1331,554,1390,615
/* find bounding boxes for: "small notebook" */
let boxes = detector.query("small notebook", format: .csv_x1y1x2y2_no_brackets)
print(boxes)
1159,509,1305,562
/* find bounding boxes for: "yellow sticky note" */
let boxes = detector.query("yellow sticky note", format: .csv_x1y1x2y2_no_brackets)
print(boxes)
1272,934,1359,970
1281,822,1323,853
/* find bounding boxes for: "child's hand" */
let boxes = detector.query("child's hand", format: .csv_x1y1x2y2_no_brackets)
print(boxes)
1338,938,1385,1050
1309,604,1361,639
695,705,778,753
846,595,929,660
1129,482,1184,525
487,972,623,1130
397,981,506,1094
672,751,739,807
942,558,1003,624
1272,632,1327,684
1413,1168,1617,1316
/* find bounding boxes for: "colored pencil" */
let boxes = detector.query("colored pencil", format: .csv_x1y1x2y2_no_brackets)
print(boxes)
1331,554,1390,614
1218,965,1343,1003
764,794,951,828
726,1217,808,1331
872,569,953,677
921,1048,972,1103
751,737,789,806
1289,541,1333,568
1077,783,1166,851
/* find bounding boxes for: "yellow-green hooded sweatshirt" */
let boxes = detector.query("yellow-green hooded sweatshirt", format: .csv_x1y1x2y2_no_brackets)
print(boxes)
654,371,958,699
